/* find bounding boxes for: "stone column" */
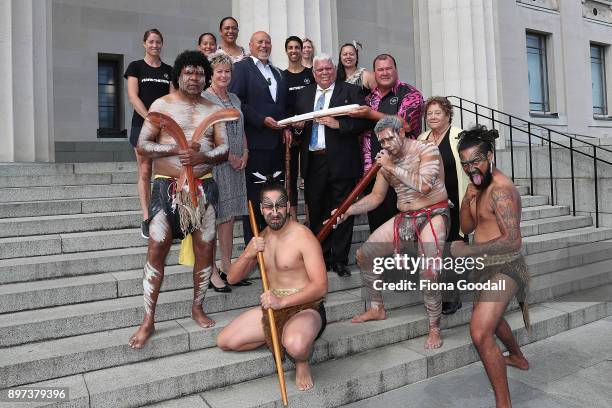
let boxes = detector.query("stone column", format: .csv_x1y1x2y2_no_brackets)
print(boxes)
413,0,499,107
232,0,338,69
0,0,54,163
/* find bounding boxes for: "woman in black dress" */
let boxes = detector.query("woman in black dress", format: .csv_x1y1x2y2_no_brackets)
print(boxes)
124,29,172,238
418,96,469,314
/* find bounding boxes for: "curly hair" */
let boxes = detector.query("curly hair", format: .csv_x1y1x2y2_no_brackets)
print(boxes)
171,50,212,89
457,124,499,153
207,51,233,70
424,96,454,124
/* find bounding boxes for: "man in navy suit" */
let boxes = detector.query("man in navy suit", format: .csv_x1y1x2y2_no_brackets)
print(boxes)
294,54,368,277
229,31,290,245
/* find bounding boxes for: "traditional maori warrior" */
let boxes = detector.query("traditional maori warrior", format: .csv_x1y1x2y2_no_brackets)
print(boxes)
128,50,238,348
217,179,328,391
334,115,449,349
450,125,530,408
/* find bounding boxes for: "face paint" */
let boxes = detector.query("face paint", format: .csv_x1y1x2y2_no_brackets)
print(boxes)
461,149,492,189
179,65,206,95
261,194,289,230
377,128,403,156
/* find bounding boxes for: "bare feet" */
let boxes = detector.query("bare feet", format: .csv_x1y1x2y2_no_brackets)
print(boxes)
192,304,215,328
505,353,529,370
295,361,314,391
424,327,443,349
351,305,387,323
128,322,155,349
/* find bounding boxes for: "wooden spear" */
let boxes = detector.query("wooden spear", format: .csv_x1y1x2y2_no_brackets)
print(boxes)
247,201,289,406
316,163,382,242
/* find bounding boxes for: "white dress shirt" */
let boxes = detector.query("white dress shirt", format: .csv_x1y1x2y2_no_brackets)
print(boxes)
310,83,335,151
251,56,277,102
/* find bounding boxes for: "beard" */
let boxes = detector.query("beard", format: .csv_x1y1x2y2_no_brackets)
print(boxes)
470,166,493,190
265,212,287,230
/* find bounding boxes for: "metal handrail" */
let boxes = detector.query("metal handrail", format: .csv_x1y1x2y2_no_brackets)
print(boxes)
446,96,612,227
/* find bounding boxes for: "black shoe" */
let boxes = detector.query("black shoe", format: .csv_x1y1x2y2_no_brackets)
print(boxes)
141,220,150,239
219,270,252,286
441,301,462,315
332,263,351,277
208,280,232,293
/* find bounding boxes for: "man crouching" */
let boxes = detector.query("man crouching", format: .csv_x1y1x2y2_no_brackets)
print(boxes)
216,179,328,391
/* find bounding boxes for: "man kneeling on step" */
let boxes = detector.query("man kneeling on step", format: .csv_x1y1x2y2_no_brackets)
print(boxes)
216,179,328,391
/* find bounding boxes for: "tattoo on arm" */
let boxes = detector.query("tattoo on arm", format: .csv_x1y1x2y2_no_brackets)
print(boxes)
467,185,522,255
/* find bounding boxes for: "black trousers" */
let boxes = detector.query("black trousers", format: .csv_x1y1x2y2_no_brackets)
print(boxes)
305,153,355,265
242,147,283,245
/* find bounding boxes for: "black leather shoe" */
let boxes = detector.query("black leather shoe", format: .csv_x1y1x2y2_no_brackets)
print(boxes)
441,301,462,315
219,270,252,286
332,263,351,277
208,280,232,293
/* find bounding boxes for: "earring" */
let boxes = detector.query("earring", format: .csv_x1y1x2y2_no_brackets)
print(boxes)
489,161,493,173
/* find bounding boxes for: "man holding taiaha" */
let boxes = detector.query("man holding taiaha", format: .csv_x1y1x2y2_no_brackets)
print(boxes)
334,115,449,349
128,50,234,348
217,179,328,391
450,125,530,408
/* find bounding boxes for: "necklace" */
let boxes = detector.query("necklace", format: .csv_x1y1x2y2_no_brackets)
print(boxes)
209,86,230,102
430,124,451,145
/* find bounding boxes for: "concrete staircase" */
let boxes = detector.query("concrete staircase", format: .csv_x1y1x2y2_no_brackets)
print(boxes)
0,162,611,408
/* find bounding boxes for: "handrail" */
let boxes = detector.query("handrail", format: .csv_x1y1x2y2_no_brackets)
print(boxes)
446,95,612,227
447,96,612,155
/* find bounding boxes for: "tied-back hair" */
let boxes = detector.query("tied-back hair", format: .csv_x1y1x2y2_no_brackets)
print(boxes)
259,174,287,201
457,124,499,153
337,42,360,82
143,28,163,43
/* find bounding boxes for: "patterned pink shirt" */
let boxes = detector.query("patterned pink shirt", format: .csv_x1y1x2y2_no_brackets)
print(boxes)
362,80,424,174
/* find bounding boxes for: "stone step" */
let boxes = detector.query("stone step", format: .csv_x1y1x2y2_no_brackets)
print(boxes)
196,298,611,408
8,286,608,408
3,268,611,391
0,197,141,219
520,204,569,221
3,223,612,286
0,288,365,389
0,184,139,203
0,207,580,260
0,172,139,188
0,162,137,177
0,210,143,238
3,235,612,314
0,273,362,347
2,252,611,350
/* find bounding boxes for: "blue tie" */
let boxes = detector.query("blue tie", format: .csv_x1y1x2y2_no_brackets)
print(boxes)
310,90,328,150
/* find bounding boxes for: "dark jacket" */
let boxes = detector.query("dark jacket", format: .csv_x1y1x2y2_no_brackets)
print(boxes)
229,57,287,150
295,81,368,180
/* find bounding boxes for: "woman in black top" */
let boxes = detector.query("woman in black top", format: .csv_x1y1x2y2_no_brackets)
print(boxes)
124,29,172,238
418,96,469,314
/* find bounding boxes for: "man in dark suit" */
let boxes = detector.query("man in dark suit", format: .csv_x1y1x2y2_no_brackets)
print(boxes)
229,31,290,245
294,54,368,277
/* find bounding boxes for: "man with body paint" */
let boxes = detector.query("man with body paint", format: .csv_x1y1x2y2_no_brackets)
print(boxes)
217,179,328,391
334,115,449,349
128,50,229,348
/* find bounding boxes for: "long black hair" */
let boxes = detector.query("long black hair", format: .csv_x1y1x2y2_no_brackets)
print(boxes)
337,42,360,82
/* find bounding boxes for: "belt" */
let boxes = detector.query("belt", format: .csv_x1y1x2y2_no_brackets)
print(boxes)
309,149,326,156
